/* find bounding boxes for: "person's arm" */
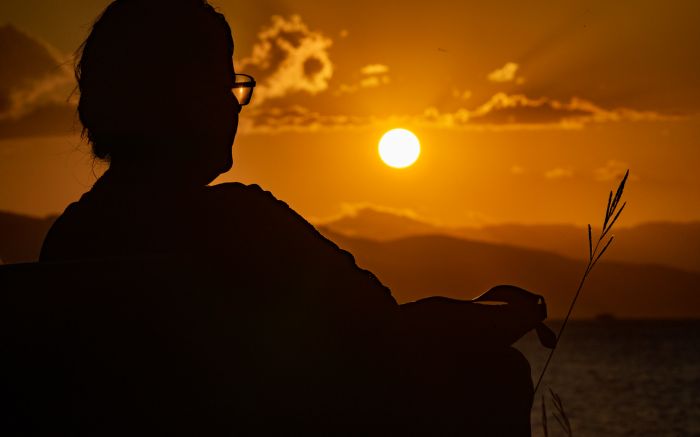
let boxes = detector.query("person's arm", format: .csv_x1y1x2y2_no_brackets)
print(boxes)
214,183,544,346
211,183,399,328
398,292,546,348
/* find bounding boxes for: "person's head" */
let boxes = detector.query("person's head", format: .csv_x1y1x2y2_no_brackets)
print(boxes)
77,0,239,185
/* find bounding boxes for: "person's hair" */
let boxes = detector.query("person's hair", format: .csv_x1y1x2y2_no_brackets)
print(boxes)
76,0,234,161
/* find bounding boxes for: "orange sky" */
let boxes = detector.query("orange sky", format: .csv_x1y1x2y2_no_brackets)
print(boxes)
1,0,699,226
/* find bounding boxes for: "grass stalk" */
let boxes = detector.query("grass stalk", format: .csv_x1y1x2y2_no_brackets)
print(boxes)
541,394,549,437
549,388,573,437
533,170,629,395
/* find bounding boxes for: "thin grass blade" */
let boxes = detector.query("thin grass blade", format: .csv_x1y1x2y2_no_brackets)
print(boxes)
610,170,629,213
542,394,549,437
560,407,572,435
593,235,615,266
534,169,629,400
549,388,562,409
552,412,568,435
603,202,626,238
549,388,572,436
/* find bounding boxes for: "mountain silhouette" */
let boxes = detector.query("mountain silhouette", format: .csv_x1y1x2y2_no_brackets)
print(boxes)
319,207,700,273
318,207,486,241
321,229,700,319
2,210,697,318
0,211,56,264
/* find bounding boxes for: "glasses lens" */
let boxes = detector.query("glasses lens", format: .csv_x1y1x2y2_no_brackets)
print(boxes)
233,86,253,106
233,74,255,106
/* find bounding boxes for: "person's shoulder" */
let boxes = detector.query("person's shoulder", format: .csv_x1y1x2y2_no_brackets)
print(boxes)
39,201,88,261
208,182,274,199
205,182,326,240
47,197,93,234
206,182,294,211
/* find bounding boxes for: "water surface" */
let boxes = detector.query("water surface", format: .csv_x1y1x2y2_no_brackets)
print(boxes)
516,320,700,436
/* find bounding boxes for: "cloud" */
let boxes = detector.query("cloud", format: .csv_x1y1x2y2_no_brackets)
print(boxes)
336,64,391,95
544,167,574,179
235,25,679,134
308,203,431,238
360,75,390,88
595,160,638,182
238,15,334,104
0,25,74,120
241,91,679,134
338,202,422,221
360,64,389,75
421,106,471,127
0,25,76,138
487,62,520,83
2,72,75,121
239,105,374,133
0,103,78,140
421,93,677,130
312,202,491,230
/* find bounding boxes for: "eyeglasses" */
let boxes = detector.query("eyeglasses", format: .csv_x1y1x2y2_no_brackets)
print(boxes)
232,73,256,106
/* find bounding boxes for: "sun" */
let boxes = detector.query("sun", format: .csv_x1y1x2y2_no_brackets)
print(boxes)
378,128,421,168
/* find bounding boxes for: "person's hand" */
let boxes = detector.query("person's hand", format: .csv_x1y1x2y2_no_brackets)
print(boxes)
473,285,556,348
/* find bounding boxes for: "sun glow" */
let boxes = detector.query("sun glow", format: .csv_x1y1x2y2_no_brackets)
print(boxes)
378,128,421,168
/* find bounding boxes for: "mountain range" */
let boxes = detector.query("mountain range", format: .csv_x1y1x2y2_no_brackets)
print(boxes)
0,211,55,264
2,209,699,319
318,207,700,273
321,229,700,319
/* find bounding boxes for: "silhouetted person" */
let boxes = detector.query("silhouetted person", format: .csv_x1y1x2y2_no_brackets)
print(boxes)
38,0,545,434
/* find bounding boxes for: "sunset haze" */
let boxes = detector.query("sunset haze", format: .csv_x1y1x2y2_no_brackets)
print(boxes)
1,0,699,228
